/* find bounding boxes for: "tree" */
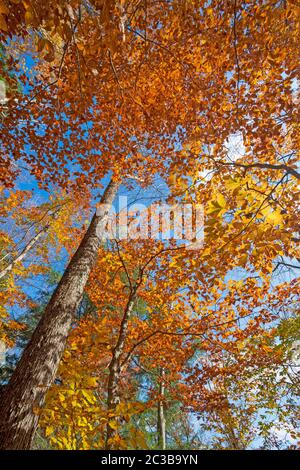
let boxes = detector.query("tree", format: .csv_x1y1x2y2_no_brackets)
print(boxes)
0,0,299,449
0,179,118,449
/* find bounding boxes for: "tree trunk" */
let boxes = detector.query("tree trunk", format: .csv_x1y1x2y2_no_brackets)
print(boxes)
0,204,61,280
157,367,166,450
0,179,119,450
105,293,136,449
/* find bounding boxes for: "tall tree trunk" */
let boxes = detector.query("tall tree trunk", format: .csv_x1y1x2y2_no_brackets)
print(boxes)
0,179,119,450
105,293,136,449
0,228,45,280
0,205,62,280
157,367,166,450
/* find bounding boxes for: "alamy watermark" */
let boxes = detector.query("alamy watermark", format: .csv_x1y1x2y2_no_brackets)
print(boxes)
96,197,204,250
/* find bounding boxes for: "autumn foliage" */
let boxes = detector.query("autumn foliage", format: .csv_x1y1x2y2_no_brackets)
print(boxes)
0,0,299,450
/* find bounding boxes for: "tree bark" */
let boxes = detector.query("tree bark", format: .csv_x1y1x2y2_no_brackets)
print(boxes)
157,367,166,450
0,205,63,280
0,179,119,450
105,293,136,449
0,229,45,280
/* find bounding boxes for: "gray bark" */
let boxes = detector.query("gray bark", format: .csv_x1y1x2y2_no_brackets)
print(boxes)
0,179,119,450
105,293,136,449
0,229,45,280
157,367,166,450
0,205,62,280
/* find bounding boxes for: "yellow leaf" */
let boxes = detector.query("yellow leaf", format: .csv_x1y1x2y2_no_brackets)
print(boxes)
45,426,54,437
236,340,246,350
86,376,98,387
266,209,283,227
108,420,119,430
81,389,96,404
216,193,226,208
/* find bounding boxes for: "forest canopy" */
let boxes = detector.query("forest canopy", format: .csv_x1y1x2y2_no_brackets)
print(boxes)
0,0,299,451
